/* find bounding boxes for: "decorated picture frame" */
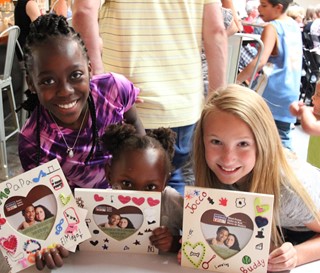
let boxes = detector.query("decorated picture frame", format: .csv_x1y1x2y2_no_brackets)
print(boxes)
75,188,161,254
0,159,91,273
181,186,274,273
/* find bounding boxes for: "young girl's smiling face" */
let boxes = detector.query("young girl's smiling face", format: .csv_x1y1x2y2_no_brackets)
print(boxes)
203,110,257,186
27,36,91,129
106,148,169,192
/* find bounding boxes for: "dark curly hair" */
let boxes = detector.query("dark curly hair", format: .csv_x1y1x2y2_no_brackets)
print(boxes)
102,123,176,173
268,0,293,12
18,14,98,165
35,204,54,221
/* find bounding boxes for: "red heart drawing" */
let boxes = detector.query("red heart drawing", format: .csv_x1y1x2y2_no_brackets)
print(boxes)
0,217,6,225
94,194,104,202
0,235,17,254
118,195,131,204
132,197,145,206
147,197,160,207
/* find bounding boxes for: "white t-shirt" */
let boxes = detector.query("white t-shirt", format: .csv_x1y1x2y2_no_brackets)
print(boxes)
279,153,320,231
310,18,320,48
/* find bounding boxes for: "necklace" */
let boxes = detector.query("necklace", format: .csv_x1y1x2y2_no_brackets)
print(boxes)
49,105,88,158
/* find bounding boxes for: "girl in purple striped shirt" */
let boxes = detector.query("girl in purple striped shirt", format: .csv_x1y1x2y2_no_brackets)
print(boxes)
18,14,145,191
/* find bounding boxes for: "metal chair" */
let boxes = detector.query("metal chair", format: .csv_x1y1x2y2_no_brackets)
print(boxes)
227,33,264,88
0,25,21,180
67,17,72,27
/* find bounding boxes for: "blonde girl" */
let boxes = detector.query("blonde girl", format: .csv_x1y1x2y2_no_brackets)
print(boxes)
193,84,320,271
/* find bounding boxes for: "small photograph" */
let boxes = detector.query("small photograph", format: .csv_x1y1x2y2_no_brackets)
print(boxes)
93,205,143,241
4,185,57,240
201,209,253,259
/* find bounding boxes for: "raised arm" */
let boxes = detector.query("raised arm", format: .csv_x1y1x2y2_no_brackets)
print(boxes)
221,0,243,32
290,102,320,135
203,2,228,93
72,0,104,75
26,0,42,22
51,0,68,17
300,106,320,135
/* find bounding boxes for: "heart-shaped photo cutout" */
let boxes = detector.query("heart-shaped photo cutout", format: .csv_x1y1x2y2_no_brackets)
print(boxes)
93,205,143,241
4,185,57,240
201,209,253,259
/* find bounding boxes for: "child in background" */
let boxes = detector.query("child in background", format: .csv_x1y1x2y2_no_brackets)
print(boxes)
18,14,144,190
290,79,320,168
237,0,302,150
192,84,320,271
102,123,183,253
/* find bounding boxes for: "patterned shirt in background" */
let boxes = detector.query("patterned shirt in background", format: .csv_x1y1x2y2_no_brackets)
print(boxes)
238,44,257,71
19,73,139,189
99,0,220,129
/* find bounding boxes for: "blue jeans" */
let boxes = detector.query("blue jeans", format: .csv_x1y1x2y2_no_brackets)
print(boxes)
168,124,196,196
275,120,292,150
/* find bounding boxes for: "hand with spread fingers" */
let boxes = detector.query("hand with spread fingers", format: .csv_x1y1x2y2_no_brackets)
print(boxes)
36,244,69,270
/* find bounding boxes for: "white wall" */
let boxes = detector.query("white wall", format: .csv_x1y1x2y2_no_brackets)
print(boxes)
295,0,319,9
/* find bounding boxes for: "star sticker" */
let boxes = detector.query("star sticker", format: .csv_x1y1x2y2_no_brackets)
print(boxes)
193,190,200,196
185,192,193,200
102,244,108,250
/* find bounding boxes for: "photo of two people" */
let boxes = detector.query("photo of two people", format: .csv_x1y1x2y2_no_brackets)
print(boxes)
201,209,254,259
4,185,57,240
93,205,143,241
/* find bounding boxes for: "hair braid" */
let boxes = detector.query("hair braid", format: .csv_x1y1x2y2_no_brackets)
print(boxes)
85,92,99,164
36,104,41,165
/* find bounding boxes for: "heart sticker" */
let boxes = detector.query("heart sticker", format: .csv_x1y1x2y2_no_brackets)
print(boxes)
118,195,131,204
0,235,18,254
255,216,269,228
93,205,143,241
4,185,57,240
254,197,270,216
182,241,206,268
200,209,254,259
94,194,104,202
132,197,145,206
147,197,160,207
59,194,71,206
0,215,6,225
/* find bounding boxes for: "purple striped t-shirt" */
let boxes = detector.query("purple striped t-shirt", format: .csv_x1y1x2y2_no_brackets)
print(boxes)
19,73,139,189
